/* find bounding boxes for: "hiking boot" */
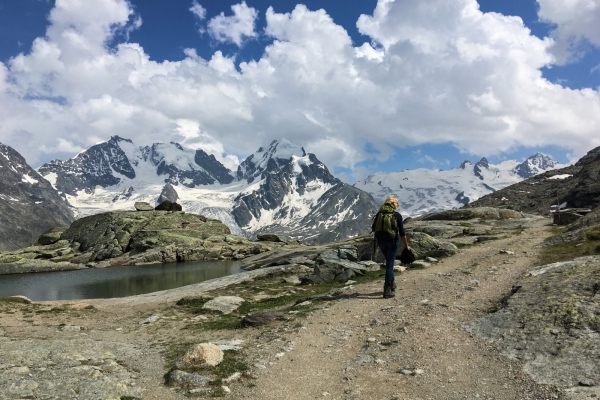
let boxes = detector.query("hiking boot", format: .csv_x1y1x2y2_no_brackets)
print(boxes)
383,286,395,298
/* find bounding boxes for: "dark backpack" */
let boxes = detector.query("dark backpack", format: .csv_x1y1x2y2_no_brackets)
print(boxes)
372,204,398,239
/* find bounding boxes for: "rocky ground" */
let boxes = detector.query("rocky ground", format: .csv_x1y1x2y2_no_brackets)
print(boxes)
1,213,599,399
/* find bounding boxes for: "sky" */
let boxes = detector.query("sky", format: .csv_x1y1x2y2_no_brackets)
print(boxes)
0,0,600,182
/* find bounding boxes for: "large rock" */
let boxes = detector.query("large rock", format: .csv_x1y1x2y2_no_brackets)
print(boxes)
242,312,285,327
167,370,210,388
418,207,522,221
134,202,153,211
301,263,355,284
155,200,182,212
408,232,458,259
36,227,69,245
257,233,294,243
202,296,245,314
464,256,600,389
177,343,223,368
0,211,279,274
157,183,179,204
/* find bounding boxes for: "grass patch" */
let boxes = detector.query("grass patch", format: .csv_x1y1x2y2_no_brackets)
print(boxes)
174,269,385,332
188,349,249,380
202,315,243,331
35,307,68,314
162,341,195,368
538,223,600,265
538,234,600,266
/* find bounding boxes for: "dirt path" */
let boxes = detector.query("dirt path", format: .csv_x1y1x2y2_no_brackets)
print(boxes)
0,219,568,399
238,220,562,400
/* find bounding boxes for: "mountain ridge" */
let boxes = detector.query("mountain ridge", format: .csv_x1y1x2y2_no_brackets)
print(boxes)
354,153,566,217
0,143,75,250
36,137,377,244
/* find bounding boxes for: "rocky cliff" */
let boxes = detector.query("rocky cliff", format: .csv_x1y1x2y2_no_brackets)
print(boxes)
0,143,74,251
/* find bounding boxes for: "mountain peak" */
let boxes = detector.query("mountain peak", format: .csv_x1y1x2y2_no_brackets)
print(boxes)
108,135,133,144
236,138,307,182
475,157,489,168
267,138,306,159
459,160,472,169
514,153,559,178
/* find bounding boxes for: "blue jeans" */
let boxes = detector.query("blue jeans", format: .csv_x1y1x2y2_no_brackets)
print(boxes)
377,239,399,288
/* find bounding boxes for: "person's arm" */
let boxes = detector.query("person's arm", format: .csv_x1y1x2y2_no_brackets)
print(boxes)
396,212,410,250
400,235,410,251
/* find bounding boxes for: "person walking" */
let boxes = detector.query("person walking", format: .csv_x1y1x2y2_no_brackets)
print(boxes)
372,195,410,299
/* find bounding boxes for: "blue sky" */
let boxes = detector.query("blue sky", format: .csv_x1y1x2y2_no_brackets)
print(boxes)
1,0,600,181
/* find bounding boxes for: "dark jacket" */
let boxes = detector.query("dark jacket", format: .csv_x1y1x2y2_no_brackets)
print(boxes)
372,210,406,241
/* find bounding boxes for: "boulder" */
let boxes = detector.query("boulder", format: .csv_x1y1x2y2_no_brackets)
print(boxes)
134,202,154,211
408,232,458,259
358,260,381,271
157,183,179,204
179,343,223,368
202,296,245,314
337,245,359,261
283,275,302,285
167,370,210,388
36,227,69,245
257,233,294,243
155,200,183,212
301,263,355,284
408,224,464,238
317,250,366,274
242,312,285,327
418,207,522,221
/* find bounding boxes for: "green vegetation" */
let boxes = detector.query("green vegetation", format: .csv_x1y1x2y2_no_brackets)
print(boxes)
175,269,385,332
538,224,600,265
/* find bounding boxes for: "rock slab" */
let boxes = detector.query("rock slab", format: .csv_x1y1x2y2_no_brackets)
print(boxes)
202,296,245,314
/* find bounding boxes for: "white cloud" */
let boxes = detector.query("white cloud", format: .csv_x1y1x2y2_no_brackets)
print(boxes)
207,1,257,47
537,0,600,64
1,0,600,174
418,155,438,165
189,1,206,20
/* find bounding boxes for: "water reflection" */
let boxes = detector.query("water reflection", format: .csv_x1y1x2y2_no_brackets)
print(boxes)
0,261,242,301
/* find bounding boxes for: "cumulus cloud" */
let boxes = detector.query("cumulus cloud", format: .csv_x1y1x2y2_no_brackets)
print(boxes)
189,1,206,20
0,0,600,175
537,0,600,64
207,1,257,46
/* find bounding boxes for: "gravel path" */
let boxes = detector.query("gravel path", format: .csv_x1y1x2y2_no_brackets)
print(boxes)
238,220,564,400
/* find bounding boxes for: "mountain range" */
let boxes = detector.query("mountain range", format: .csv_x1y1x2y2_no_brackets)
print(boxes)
354,153,566,217
37,136,377,244
0,136,569,250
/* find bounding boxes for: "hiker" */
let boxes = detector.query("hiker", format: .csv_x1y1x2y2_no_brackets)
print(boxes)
372,195,410,299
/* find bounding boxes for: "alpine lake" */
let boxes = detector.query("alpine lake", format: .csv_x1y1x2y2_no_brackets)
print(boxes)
0,260,242,301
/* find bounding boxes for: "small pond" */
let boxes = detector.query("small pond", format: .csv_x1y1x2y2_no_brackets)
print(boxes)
0,260,242,301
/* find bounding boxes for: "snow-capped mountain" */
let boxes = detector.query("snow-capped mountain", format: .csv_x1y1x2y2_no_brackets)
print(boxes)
232,140,377,242
354,153,567,217
37,137,377,243
0,143,74,250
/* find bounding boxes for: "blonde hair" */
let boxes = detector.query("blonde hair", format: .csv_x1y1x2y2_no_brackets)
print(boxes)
384,195,399,210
